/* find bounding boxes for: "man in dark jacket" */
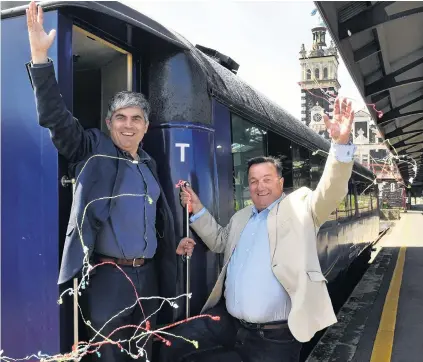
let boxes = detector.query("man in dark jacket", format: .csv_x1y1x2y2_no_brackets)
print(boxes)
26,2,179,360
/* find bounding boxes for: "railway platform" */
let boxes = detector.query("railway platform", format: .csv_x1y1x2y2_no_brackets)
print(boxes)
306,207,423,362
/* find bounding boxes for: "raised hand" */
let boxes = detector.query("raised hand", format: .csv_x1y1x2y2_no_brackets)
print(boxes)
26,1,56,63
180,185,204,214
323,97,354,145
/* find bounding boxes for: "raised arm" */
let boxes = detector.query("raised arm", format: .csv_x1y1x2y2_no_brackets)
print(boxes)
179,185,230,253
310,97,356,227
26,1,98,163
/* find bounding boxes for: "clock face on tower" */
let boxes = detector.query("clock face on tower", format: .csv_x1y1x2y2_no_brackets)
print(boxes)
313,113,322,122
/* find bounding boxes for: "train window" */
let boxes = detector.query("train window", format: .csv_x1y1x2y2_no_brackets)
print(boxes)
310,151,340,221
267,130,293,195
231,114,267,211
337,196,352,220
372,189,379,210
310,151,325,190
358,195,371,213
337,181,356,221
337,196,348,219
292,143,311,190
72,26,132,132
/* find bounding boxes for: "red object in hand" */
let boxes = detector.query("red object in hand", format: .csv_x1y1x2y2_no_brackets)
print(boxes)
175,180,193,213
175,180,185,188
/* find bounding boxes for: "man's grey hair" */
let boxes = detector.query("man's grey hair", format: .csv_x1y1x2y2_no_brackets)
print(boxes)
106,91,151,123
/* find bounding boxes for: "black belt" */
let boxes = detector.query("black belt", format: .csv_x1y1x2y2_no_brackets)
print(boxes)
94,253,152,267
239,319,289,330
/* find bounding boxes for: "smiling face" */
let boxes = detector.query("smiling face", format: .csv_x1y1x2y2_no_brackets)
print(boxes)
106,107,148,158
248,162,284,211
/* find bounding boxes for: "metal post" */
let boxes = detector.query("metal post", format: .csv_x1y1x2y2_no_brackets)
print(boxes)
183,182,191,319
73,276,78,352
62,176,78,356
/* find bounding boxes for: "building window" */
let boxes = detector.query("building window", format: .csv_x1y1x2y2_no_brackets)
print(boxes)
314,68,320,79
323,68,328,79
390,183,395,192
231,114,267,211
354,121,369,143
362,154,368,166
369,149,387,164
306,69,311,80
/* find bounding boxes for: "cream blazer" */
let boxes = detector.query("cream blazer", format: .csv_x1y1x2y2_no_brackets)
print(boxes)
190,151,354,342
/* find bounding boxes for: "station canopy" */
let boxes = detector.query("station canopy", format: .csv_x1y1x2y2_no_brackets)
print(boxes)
316,1,423,188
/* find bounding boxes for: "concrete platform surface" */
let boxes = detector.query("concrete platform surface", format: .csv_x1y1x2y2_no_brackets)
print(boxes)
306,211,423,362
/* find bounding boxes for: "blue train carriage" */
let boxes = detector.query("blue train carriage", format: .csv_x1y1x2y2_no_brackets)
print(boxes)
1,1,379,359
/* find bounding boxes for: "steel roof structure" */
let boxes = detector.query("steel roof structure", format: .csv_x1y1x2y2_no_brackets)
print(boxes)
316,1,423,188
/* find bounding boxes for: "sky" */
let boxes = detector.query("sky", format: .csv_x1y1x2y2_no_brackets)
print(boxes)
124,0,366,120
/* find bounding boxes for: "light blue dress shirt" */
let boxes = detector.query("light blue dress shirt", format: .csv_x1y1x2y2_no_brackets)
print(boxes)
225,195,291,323
190,143,355,322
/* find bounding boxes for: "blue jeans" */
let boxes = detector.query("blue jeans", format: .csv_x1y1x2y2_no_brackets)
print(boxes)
159,301,302,362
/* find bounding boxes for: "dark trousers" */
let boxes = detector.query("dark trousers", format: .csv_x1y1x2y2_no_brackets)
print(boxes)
159,301,302,362
83,260,159,361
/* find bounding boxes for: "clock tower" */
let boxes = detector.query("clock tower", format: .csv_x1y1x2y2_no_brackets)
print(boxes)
299,17,341,140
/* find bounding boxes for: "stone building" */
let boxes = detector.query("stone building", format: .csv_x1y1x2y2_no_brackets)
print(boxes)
299,19,405,208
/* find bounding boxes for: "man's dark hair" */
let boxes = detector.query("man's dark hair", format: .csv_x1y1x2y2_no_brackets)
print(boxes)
247,156,283,177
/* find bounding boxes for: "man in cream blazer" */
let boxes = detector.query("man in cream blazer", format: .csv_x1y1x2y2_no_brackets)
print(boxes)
160,98,356,362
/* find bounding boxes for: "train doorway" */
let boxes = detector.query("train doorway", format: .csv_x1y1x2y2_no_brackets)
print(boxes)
72,25,133,131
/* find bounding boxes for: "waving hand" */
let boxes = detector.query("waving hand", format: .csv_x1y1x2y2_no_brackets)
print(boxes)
323,97,354,145
26,1,56,63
